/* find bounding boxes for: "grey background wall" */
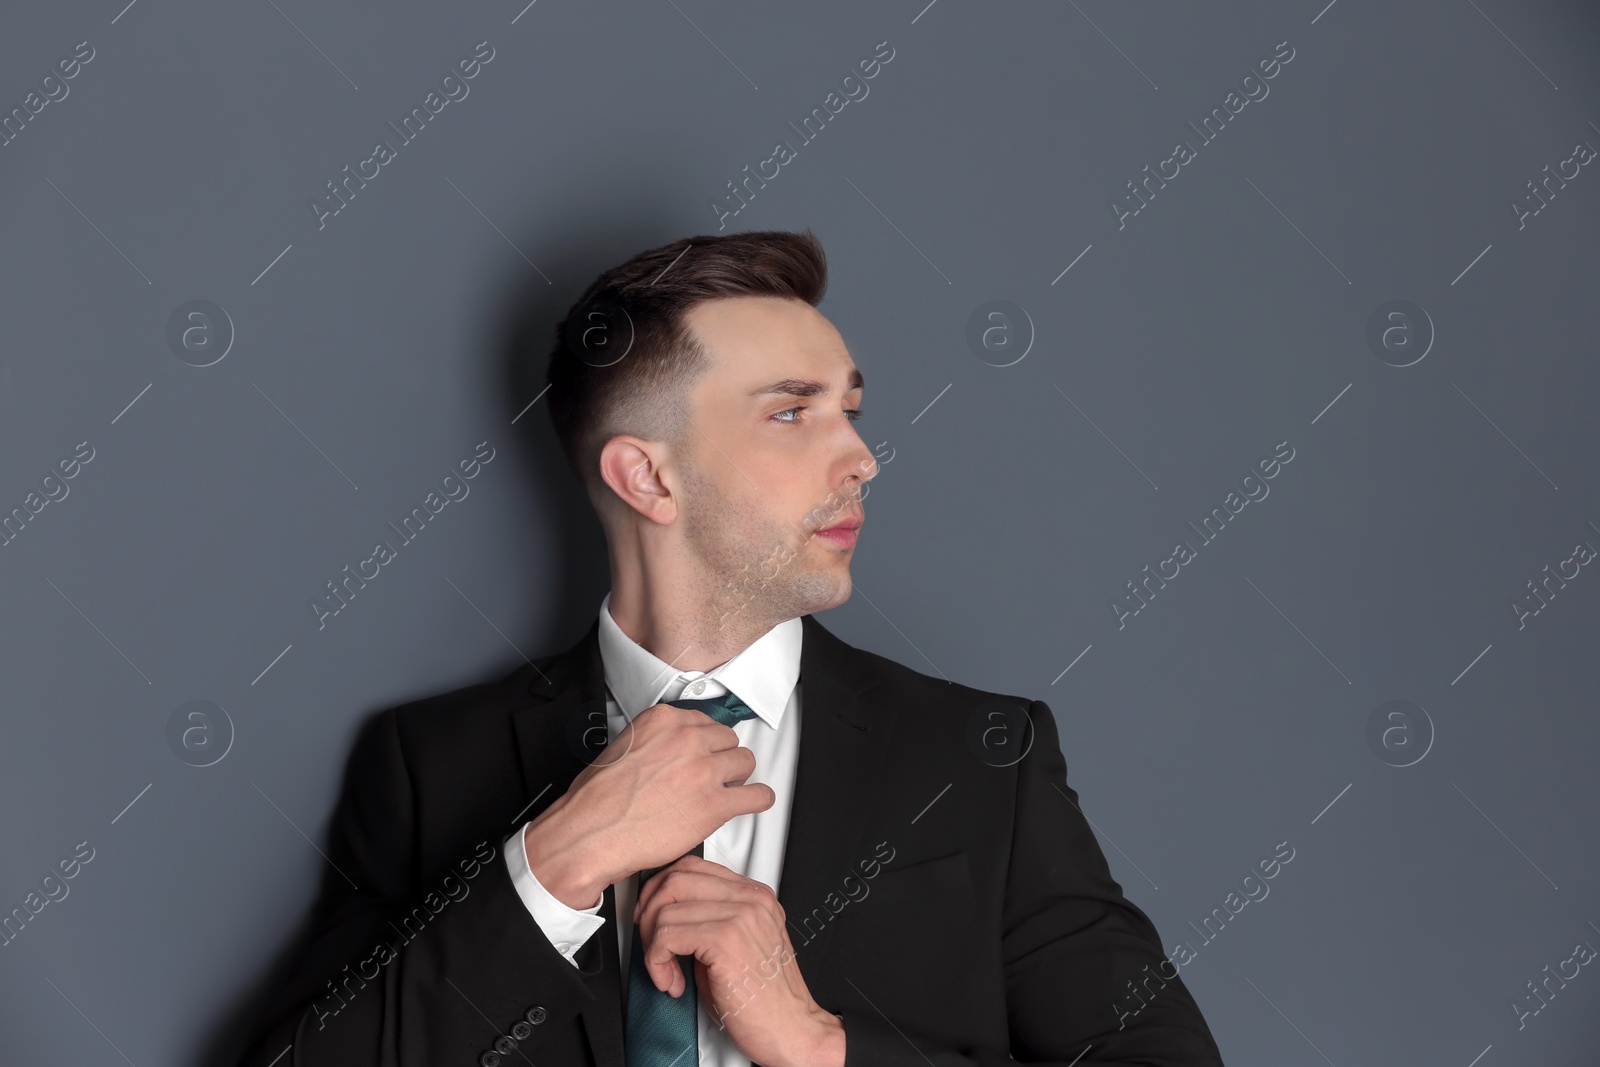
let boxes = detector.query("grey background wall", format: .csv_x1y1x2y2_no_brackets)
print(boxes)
2,0,1597,1063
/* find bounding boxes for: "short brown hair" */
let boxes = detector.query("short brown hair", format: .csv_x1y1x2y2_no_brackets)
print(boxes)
545,229,828,508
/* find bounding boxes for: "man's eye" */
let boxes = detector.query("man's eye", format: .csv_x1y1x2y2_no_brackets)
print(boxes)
771,407,866,424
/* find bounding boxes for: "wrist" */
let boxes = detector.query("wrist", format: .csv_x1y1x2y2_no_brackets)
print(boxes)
523,804,612,909
792,1009,845,1067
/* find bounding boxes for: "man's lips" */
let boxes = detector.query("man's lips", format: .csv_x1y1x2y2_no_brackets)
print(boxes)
813,518,861,547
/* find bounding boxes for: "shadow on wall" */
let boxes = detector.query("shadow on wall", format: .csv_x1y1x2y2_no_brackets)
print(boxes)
194,200,700,1067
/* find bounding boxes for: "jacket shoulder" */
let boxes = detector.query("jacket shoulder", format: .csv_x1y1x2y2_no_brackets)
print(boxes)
373,655,560,770
822,622,1040,716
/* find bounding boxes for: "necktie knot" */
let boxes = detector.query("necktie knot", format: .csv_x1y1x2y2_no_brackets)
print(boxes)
668,689,757,727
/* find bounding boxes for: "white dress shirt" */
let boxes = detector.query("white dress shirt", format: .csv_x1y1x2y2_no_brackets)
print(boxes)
504,591,804,1067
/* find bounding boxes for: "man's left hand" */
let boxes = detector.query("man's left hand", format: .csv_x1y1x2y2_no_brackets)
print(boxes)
632,854,846,1067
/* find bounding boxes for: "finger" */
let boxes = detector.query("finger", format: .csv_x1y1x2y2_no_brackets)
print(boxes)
642,903,790,999
707,744,759,785
687,715,744,751
717,780,777,822
642,906,748,991
652,950,689,998
636,873,744,939
634,857,749,922
642,912,716,995
635,867,777,943
637,943,685,998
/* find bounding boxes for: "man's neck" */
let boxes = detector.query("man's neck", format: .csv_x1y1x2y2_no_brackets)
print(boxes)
605,584,783,673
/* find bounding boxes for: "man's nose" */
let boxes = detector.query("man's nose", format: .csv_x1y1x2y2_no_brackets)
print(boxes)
841,441,878,496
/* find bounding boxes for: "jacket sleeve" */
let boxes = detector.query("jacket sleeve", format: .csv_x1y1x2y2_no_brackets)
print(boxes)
237,708,605,1067
836,698,1226,1066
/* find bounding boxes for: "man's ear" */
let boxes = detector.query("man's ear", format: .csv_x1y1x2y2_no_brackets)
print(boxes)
598,435,677,525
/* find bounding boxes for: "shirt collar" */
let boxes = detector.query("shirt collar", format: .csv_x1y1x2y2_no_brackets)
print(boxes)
596,591,802,730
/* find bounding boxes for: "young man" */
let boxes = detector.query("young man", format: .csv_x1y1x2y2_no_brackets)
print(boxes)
239,230,1225,1066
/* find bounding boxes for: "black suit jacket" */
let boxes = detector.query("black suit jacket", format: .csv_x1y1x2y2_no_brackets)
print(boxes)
239,613,1225,1066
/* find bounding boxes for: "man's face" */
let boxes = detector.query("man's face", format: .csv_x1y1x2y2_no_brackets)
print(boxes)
673,295,877,627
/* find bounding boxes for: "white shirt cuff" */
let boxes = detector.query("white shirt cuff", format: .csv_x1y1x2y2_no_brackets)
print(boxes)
503,825,607,967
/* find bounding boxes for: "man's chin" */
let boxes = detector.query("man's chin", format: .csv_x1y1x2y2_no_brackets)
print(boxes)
808,569,853,614
775,566,853,620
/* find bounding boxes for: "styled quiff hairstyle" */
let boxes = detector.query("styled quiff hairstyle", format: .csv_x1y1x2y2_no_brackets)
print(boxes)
545,229,828,512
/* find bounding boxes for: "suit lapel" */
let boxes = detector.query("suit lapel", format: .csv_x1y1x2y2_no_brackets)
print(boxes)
511,615,607,798
506,611,896,1062
775,614,894,983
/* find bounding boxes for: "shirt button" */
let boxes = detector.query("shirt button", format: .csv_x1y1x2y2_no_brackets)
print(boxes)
687,680,706,696
555,942,571,954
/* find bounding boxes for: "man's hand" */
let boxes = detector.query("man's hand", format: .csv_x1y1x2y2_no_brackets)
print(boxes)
523,703,776,909
633,855,845,1067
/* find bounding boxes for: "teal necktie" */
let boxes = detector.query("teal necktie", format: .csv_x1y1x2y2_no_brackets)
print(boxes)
624,690,759,1067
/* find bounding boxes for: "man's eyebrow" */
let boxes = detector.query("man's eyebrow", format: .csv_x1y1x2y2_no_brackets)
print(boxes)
748,368,865,399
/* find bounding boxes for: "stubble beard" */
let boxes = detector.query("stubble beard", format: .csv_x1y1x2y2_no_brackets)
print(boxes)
678,458,852,645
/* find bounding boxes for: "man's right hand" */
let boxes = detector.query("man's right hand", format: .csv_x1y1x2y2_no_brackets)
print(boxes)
521,702,775,909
